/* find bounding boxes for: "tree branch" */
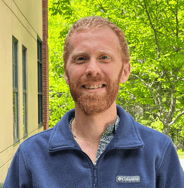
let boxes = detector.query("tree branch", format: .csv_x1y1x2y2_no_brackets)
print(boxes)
132,74,162,115
161,65,177,120
167,92,176,120
168,111,184,126
142,0,160,58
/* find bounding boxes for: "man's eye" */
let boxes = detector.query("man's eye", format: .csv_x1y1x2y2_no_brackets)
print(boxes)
73,56,87,64
99,55,110,61
78,57,86,61
101,56,108,59
75,57,87,63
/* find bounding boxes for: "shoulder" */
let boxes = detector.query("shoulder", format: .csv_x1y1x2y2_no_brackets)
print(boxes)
136,121,172,146
116,105,173,150
20,128,54,151
135,121,175,166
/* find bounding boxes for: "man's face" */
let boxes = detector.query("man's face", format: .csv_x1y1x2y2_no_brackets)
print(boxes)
65,28,129,115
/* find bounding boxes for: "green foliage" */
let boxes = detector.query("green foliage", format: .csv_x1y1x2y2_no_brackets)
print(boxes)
177,149,184,159
149,118,164,132
48,0,184,148
49,76,75,127
0,183,3,188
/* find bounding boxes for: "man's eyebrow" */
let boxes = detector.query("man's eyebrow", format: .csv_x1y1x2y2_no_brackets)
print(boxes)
97,50,114,57
71,52,89,58
70,50,115,59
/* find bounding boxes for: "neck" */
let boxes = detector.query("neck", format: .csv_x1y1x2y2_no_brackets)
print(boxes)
71,102,117,141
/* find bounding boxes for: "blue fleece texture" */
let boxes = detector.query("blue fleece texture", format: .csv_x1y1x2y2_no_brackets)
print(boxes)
3,105,184,187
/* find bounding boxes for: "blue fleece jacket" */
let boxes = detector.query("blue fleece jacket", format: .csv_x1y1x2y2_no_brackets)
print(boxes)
3,106,184,188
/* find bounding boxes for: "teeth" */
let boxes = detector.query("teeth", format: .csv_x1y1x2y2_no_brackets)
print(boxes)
85,84,104,89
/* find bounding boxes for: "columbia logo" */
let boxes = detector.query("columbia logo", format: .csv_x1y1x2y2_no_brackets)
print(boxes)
116,175,140,183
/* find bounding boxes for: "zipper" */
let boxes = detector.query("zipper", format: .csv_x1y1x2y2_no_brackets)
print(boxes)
49,146,144,188
49,147,97,187
93,165,97,188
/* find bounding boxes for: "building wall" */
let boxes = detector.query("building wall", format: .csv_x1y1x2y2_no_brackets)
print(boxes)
0,0,45,183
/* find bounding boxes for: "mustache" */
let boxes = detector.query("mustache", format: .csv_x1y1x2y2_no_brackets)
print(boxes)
78,74,108,86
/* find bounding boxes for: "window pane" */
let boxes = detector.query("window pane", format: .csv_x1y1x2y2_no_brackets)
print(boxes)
13,37,19,141
38,95,40,124
41,95,43,122
38,62,40,92
37,38,42,127
37,62,42,93
15,63,18,89
24,70,26,90
39,42,42,61
23,95,25,133
22,47,27,91
13,64,15,88
40,63,42,92
13,92,17,124
38,94,43,124
14,42,18,89
23,93,27,136
37,40,42,61
13,38,18,89
13,92,18,140
37,40,39,60
38,42,40,60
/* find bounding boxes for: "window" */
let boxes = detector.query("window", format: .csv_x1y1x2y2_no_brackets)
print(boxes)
37,38,43,128
22,46,27,137
12,36,19,143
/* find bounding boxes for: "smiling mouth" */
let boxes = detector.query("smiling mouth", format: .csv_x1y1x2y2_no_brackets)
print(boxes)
82,84,106,89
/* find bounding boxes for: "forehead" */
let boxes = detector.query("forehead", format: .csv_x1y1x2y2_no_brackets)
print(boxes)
68,28,121,55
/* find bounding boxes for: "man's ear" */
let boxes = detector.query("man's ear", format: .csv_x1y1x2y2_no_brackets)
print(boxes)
120,62,131,83
64,73,69,85
64,65,69,85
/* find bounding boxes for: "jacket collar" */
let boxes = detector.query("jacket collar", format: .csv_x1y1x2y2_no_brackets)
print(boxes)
113,105,144,149
48,105,144,152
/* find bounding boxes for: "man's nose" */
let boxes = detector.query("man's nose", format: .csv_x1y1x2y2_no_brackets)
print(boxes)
85,58,101,77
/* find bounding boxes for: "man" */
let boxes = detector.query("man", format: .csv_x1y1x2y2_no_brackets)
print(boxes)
3,16,184,187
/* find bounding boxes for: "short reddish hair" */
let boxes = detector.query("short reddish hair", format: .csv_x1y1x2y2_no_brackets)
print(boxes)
63,16,129,65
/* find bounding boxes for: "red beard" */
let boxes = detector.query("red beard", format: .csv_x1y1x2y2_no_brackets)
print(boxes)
66,67,123,115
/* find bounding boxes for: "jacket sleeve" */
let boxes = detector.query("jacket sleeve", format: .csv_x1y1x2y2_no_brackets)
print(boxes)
3,146,31,188
156,141,184,187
